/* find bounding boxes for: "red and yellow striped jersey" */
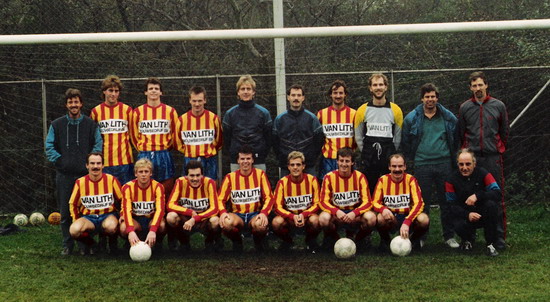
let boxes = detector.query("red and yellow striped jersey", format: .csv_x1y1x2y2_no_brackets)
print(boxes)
272,173,320,219
175,109,223,158
69,173,123,221
317,105,357,159
121,179,165,233
320,170,372,215
131,103,178,151
90,102,134,167
218,168,273,215
372,173,424,226
167,176,218,222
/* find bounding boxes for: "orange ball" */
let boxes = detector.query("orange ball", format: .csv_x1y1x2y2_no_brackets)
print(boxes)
48,212,61,225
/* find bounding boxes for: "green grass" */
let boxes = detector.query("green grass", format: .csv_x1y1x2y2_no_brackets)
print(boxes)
1,206,549,301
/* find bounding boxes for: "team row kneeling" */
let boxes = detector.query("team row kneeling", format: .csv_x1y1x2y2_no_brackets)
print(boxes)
67,146,501,257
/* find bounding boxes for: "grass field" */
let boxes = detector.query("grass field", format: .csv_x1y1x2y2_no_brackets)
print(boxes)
1,205,549,302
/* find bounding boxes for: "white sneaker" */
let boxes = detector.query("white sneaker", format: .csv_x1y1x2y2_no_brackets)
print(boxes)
445,238,460,249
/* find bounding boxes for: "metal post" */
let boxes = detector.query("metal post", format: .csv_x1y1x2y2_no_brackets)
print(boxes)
273,0,287,115
390,70,395,103
216,75,223,182
41,79,48,211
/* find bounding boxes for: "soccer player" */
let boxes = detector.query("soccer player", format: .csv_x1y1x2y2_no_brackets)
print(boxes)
372,153,429,252
272,84,323,177
402,83,459,248
317,80,357,180
271,151,321,252
354,73,403,194
119,158,166,248
131,77,179,197
91,75,134,184
68,152,123,255
458,71,509,249
318,147,376,251
222,75,272,172
166,160,221,252
445,149,501,256
218,145,273,252
45,88,102,256
175,86,223,180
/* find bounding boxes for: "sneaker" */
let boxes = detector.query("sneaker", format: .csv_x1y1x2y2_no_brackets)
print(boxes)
486,244,499,257
445,238,460,249
60,247,72,256
460,240,473,251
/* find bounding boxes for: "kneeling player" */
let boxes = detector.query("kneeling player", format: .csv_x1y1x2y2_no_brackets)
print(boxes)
373,154,429,251
69,152,123,255
318,147,376,251
272,151,321,252
119,158,166,249
166,160,221,252
218,145,273,252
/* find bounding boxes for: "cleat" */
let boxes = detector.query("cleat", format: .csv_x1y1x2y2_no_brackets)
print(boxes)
445,238,460,249
486,244,499,257
460,240,473,251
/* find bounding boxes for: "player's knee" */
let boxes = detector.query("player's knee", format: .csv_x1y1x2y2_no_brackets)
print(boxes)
69,222,81,238
209,216,220,230
319,212,331,227
363,211,377,227
307,214,320,228
166,212,179,227
417,213,430,229
271,216,285,230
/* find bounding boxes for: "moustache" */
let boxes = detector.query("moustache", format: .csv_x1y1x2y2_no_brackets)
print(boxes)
92,168,100,171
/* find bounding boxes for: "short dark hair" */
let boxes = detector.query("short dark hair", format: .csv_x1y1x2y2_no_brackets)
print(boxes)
327,80,349,98
189,86,207,99
143,77,163,92
185,160,204,175
65,88,82,103
469,71,487,85
336,147,354,162
86,152,103,164
237,145,254,160
420,83,439,99
287,84,305,96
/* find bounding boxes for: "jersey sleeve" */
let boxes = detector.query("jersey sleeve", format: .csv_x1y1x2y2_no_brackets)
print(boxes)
259,171,274,215
371,177,388,213
301,176,320,218
354,104,367,152
68,180,81,221
352,173,372,216
403,177,424,226
121,184,136,233
319,175,338,215
217,174,232,215
166,178,193,216
195,179,219,222
149,182,165,233
273,179,294,219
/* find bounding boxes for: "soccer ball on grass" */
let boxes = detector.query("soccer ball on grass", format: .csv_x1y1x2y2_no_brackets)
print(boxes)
390,236,412,257
334,238,356,259
129,241,152,262
29,212,46,225
13,214,28,226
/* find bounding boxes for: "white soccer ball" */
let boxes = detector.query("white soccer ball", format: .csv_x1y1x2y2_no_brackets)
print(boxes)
13,214,29,226
129,241,152,262
29,212,46,226
390,236,412,257
334,238,356,259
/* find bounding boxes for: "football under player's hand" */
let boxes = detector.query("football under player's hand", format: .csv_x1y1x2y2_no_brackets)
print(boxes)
400,224,410,239
128,231,140,246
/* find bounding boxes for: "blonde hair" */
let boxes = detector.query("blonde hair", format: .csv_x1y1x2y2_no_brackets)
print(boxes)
287,151,305,164
134,158,153,173
236,75,256,92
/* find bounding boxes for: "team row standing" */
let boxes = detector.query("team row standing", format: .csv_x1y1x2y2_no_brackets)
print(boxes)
46,71,508,256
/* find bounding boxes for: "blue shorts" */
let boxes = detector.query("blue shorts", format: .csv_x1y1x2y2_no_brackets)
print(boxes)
318,157,338,181
138,150,175,182
104,164,134,185
389,213,407,233
134,216,151,233
183,155,218,180
235,212,260,228
83,213,116,234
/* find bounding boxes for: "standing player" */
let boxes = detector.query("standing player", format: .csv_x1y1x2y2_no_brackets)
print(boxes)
218,145,273,252
166,160,221,252
68,152,123,255
223,75,272,172
317,80,357,180
90,75,134,185
354,73,403,194
119,158,166,249
372,154,429,251
175,86,223,181
318,147,376,251
458,71,509,249
131,77,179,197
271,151,321,252
45,88,102,255
272,84,323,177
402,83,459,248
